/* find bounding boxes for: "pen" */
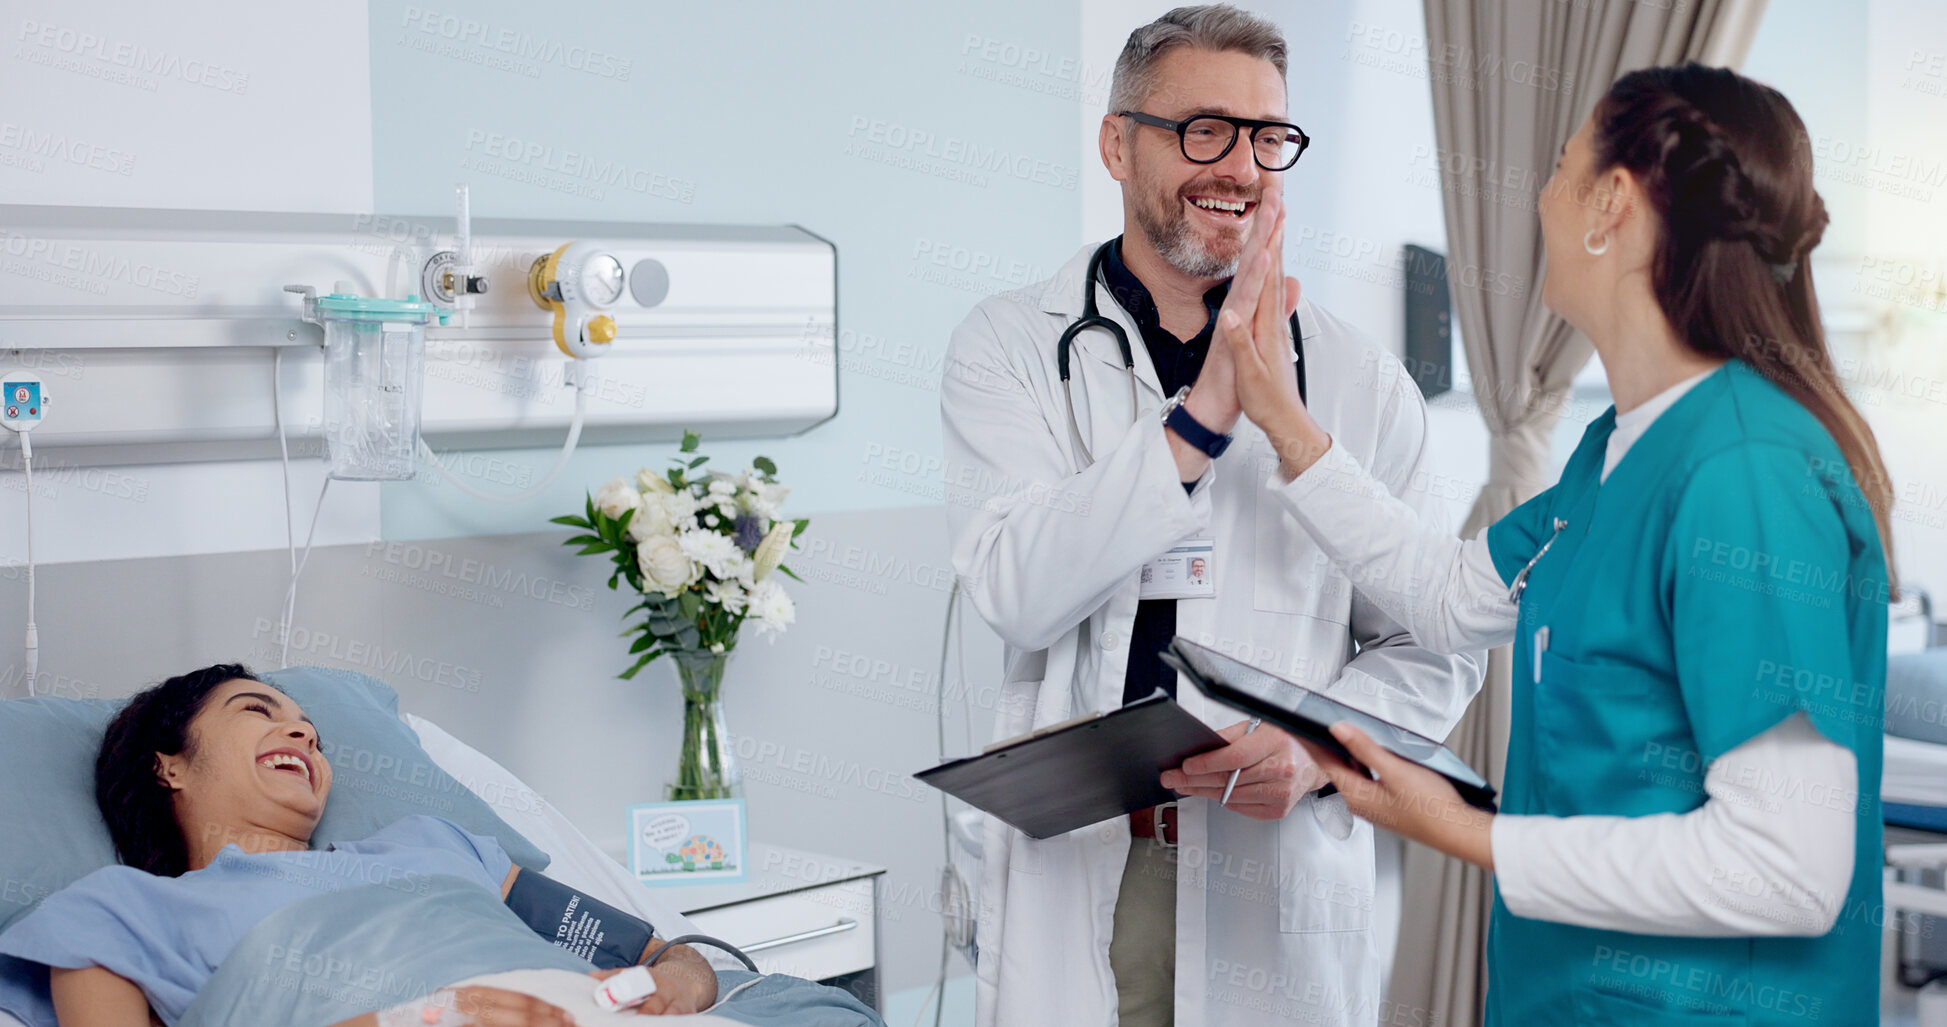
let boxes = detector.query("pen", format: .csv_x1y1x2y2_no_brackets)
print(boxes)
1220,717,1261,808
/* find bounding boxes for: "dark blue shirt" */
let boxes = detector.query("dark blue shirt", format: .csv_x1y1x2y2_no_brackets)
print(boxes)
1101,238,1230,706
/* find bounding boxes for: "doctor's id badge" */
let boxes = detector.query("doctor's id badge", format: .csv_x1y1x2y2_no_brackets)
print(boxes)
1139,539,1216,600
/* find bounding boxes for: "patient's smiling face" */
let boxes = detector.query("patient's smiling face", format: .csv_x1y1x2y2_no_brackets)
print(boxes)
154,678,333,852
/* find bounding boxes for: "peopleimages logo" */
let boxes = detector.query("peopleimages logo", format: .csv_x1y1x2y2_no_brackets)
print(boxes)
461,130,695,203
14,19,249,94
398,6,633,80
845,117,1079,190
0,122,136,176
0,230,200,298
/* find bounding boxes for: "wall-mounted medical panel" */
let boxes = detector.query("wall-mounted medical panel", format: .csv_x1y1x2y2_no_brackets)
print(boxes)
0,205,836,465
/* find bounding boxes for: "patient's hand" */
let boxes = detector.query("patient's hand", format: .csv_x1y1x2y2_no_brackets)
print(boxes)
587,964,713,1015
454,985,581,1024
348,985,578,1026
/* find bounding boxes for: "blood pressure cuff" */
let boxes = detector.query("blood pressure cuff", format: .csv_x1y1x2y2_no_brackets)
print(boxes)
504,869,657,970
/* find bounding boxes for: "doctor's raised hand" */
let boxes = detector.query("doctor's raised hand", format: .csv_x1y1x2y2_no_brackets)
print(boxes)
1217,187,1329,479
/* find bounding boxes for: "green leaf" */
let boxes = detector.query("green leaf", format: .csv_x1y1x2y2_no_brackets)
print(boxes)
687,456,709,469
678,591,702,619
628,634,656,654
776,564,803,583
752,456,777,476
680,430,701,453
791,518,810,538
576,544,614,556
563,534,602,546
608,572,622,590
551,515,591,528
618,650,661,680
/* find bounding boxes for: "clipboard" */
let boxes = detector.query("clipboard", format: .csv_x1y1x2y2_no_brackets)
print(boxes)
913,690,1225,839
1164,637,1499,812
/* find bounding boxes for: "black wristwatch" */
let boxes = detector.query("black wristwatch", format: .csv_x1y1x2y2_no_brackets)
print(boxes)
1160,386,1232,458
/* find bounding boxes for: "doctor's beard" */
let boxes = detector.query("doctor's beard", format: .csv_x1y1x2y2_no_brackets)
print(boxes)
1133,176,1255,280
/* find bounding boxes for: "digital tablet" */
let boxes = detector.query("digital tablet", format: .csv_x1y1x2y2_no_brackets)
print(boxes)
1163,637,1498,812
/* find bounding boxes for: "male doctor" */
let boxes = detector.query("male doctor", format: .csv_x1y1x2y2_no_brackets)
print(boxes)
940,6,1484,1026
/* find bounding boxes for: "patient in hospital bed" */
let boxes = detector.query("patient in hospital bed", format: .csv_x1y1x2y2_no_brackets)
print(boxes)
0,665,721,1026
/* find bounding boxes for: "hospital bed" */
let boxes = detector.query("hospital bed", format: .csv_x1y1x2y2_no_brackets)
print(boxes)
0,676,878,1027
1882,592,1947,1010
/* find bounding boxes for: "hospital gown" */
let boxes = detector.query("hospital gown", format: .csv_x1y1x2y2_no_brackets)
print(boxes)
0,814,511,1026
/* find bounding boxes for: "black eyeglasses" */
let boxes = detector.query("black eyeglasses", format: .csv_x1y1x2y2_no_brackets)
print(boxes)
1118,111,1310,171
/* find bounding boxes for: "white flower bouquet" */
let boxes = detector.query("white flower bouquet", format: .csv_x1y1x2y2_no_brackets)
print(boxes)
556,433,807,800
554,431,807,680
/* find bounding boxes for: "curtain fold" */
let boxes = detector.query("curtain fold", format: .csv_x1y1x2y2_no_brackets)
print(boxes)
1390,2,1770,1024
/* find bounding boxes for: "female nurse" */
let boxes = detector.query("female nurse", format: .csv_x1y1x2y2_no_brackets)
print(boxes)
1204,63,1892,1024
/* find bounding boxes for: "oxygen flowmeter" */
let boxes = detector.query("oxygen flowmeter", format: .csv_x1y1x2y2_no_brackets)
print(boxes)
528,241,626,358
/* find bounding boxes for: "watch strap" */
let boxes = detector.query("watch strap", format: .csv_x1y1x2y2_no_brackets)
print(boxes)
1164,393,1232,458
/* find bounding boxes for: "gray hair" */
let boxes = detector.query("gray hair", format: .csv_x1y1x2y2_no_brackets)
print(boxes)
1107,5,1288,115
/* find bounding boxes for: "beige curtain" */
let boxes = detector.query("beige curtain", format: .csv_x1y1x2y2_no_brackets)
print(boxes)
1389,2,1770,1024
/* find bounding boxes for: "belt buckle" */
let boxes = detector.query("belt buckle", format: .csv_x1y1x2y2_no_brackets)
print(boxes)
1154,800,1178,849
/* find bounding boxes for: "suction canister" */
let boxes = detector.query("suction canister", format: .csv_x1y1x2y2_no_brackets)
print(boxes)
313,285,438,480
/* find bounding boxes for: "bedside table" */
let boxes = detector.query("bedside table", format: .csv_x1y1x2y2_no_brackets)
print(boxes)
649,842,886,1011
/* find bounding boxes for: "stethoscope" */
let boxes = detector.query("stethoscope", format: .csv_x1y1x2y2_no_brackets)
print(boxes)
1056,240,1306,465
1506,517,1568,604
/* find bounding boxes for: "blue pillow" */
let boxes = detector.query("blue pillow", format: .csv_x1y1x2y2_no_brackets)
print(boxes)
0,698,123,933
1886,649,1947,745
0,665,549,937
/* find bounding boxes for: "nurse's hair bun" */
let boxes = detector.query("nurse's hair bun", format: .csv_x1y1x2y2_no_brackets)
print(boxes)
1634,93,1819,272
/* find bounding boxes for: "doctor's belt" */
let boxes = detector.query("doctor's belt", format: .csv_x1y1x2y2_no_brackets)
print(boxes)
1131,801,1179,847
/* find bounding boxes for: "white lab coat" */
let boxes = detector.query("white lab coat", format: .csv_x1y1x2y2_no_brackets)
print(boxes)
940,242,1485,1027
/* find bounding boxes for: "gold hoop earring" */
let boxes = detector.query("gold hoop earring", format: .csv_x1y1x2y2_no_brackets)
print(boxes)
1583,230,1610,256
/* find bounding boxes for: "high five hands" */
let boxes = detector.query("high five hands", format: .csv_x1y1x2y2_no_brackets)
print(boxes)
1204,189,1334,481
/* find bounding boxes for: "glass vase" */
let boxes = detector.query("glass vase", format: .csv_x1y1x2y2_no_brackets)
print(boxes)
668,651,740,801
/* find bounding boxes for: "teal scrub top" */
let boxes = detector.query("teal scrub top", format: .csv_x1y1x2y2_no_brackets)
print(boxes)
1482,360,1887,1026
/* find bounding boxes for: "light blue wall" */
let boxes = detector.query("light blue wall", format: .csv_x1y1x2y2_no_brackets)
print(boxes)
367,0,1081,539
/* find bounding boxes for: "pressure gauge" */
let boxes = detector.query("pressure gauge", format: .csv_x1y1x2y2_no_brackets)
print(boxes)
582,253,625,306
528,241,625,358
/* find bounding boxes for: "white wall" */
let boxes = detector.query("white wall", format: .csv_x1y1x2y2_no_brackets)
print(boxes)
0,0,382,562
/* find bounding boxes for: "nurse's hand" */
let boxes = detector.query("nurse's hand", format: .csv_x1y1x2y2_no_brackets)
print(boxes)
1160,720,1328,821
1298,723,1495,871
1219,191,1333,482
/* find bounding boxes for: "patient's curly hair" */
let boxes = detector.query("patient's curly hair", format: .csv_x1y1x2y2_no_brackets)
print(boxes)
96,664,268,877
